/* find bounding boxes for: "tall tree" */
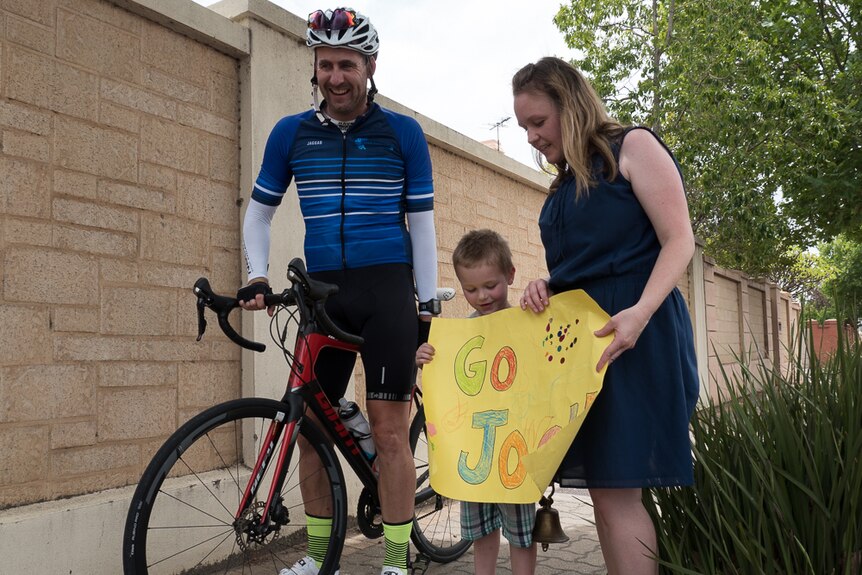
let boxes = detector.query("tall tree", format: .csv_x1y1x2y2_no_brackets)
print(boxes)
820,235,862,323
758,0,862,242
554,0,860,278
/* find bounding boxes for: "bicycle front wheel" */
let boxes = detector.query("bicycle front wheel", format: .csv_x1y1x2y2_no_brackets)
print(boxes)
410,404,472,563
123,398,347,575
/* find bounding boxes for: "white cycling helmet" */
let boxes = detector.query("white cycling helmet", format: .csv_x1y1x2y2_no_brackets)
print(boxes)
306,8,379,56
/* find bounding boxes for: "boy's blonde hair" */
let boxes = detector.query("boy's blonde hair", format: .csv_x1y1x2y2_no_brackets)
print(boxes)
452,229,513,274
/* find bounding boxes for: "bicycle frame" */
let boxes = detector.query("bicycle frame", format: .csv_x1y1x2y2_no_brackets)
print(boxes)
223,318,431,559
199,257,420,542
227,316,386,542
124,258,467,575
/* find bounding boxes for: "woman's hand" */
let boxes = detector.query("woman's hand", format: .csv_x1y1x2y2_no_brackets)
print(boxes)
594,304,651,372
416,342,436,366
520,279,553,312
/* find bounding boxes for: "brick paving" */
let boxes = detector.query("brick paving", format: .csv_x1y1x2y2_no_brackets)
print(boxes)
337,488,605,575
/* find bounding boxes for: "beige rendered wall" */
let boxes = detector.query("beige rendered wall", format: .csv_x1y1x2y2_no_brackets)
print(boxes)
697,255,802,400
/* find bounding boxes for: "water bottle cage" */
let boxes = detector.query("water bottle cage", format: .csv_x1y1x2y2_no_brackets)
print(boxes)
354,431,376,461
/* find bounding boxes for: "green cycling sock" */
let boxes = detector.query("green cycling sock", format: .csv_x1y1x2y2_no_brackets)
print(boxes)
383,519,412,570
306,514,333,567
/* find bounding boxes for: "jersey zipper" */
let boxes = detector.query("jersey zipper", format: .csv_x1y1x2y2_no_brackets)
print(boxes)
340,131,347,269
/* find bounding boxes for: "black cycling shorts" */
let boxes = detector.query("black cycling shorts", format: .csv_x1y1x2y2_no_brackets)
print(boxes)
310,263,418,403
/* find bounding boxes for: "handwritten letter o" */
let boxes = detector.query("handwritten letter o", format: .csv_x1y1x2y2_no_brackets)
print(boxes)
498,430,528,488
490,346,517,391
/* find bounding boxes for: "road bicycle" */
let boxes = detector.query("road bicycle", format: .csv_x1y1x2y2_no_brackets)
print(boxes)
122,258,470,574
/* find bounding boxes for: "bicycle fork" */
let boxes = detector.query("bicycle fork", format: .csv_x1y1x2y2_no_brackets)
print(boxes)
235,395,305,543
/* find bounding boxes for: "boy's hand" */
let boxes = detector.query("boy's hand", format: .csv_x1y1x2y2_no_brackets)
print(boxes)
416,343,436,366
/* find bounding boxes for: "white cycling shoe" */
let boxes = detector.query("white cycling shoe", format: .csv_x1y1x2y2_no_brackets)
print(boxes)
381,567,407,575
278,556,339,575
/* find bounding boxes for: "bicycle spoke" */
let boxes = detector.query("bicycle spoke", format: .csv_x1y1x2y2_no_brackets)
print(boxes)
123,400,346,575
167,463,240,522
409,405,471,563
148,527,234,569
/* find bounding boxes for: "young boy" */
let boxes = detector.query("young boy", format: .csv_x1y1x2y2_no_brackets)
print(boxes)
416,229,537,575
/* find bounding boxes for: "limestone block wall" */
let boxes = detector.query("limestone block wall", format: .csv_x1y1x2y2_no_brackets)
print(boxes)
0,0,244,508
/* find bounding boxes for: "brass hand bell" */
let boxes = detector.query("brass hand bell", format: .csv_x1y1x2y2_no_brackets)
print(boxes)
532,484,570,552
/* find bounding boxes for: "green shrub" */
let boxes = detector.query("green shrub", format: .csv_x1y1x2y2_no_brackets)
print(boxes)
646,330,861,574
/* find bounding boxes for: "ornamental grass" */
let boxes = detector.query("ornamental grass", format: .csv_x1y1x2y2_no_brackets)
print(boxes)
646,327,861,574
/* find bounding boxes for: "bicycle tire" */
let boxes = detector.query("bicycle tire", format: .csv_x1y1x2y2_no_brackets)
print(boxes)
123,397,347,575
409,404,472,563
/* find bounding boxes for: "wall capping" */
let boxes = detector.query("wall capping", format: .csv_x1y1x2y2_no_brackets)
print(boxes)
117,0,250,56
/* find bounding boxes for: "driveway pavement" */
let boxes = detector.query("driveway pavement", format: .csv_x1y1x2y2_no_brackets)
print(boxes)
337,488,605,575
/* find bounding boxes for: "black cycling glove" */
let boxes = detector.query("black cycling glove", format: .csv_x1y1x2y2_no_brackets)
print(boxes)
236,282,272,303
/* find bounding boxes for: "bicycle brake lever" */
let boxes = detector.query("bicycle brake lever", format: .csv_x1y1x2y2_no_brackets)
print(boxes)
196,297,207,341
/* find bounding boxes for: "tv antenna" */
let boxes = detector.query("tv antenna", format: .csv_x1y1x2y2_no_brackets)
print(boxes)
487,116,511,151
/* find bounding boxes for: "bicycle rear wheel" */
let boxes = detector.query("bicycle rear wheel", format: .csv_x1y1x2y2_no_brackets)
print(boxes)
123,398,346,575
410,404,472,563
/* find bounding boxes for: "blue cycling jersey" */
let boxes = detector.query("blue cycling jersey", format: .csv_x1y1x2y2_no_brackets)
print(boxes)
251,104,434,273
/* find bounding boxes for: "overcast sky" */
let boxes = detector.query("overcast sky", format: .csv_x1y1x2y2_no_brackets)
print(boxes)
195,0,575,168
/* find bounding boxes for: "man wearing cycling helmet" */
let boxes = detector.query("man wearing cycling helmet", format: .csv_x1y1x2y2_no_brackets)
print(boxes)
237,7,439,575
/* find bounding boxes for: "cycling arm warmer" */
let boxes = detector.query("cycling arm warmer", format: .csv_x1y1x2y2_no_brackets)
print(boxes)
407,210,438,309
242,198,277,282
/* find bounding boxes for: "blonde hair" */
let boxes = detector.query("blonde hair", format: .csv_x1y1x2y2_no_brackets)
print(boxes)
512,57,625,196
452,229,514,274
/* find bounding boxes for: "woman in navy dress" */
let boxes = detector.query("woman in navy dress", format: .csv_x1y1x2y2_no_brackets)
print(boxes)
513,57,699,575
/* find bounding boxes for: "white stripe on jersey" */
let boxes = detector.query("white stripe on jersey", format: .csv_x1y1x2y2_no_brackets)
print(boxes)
253,182,283,197
298,192,402,198
406,192,434,200
302,210,401,221
300,177,405,185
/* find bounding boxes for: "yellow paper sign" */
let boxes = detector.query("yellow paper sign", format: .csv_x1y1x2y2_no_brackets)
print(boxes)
422,290,610,503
